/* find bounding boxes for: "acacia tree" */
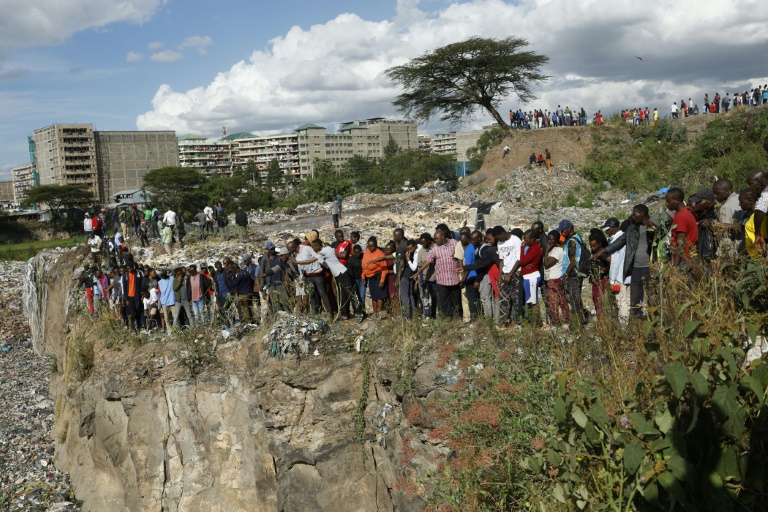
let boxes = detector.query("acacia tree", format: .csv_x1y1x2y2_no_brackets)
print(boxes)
143,167,205,212
385,37,549,131
22,184,94,220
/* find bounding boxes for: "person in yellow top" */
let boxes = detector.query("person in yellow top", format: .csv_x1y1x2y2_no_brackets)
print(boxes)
740,189,766,258
653,108,659,121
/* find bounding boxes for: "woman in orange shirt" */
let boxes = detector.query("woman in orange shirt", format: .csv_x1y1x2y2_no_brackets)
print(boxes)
362,236,389,315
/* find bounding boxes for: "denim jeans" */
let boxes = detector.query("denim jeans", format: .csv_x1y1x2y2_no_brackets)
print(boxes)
192,299,206,326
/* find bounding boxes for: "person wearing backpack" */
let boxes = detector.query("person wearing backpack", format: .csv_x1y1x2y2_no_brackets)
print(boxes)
558,220,589,327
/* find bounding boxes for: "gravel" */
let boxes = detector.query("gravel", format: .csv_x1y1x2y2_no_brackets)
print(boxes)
0,261,80,511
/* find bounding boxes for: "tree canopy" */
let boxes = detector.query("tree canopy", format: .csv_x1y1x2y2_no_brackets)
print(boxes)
22,184,94,218
143,167,205,212
385,36,549,130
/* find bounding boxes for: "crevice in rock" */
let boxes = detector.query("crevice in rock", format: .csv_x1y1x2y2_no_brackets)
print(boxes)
280,380,317,391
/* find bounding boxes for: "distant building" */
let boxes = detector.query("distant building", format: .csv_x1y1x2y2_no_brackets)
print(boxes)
33,124,99,198
296,118,419,177
31,124,177,204
431,132,457,156
94,131,178,203
0,181,13,208
178,134,238,175
232,133,301,183
12,164,35,204
418,134,432,152
177,118,420,180
455,130,486,162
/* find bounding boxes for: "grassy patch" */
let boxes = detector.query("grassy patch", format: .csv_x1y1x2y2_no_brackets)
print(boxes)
581,108,768,193
0,237,80,261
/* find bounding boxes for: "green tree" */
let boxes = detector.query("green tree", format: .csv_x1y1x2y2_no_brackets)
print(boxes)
238,188,275,211
143,167,205,212
466,126,504,171
265,158,282,190
203,174,246,211
385,37,549,131
383,135,400,159
22,184,94,220
301,158,353,202
245,159,258,186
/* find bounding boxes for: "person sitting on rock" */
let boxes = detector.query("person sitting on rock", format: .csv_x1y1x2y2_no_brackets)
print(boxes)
537,154,545,166
529,153,536,165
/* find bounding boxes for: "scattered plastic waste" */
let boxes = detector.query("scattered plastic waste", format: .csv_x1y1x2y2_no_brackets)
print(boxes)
263,311,327,361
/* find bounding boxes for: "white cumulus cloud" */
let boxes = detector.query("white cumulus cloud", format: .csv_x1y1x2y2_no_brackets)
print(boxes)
0,0,167,55
150,50,182,63
148,41,165,50
126,51,144,62
136,0,768,136
180,35,213,54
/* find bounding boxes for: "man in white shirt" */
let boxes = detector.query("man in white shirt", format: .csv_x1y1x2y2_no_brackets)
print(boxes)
88,232,102,267
294,238,363,322
602,218,630,322
162,207,177,228
292,231,331,315
671,102,678,119
203,205,214,232
496,226,522,327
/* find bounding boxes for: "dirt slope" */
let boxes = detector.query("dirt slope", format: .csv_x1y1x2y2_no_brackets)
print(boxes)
466,112,724,191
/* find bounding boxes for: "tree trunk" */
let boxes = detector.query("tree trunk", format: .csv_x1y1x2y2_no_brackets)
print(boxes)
485,105,512,133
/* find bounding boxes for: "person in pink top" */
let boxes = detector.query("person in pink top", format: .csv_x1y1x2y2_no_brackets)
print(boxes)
413,230,460,318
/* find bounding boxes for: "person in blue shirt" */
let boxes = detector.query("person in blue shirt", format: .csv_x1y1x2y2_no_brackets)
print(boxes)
158,271,175,333
460,230,479,321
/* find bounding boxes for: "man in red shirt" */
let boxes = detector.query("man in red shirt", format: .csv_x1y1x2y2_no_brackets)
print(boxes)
665,187,698,267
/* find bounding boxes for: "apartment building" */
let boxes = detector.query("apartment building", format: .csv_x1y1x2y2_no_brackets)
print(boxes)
296,118,419,176
12,163,35,203
33,124,99,197
431,131,458,156
94,131,179,202
231,133,301,182
178,134,236,175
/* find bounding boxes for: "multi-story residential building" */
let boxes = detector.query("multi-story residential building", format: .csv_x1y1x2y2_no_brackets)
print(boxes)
33,124,99,198
418,135,432,152
94,131,178,202
12,163,35,203
296,118,419,176
431,131,458,156
178,134,236,175
231,133,301,183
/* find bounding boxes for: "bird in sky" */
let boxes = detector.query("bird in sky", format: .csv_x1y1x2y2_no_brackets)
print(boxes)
635,56,643,61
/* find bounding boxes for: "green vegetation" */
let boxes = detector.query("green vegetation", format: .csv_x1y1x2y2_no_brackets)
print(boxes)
22,184,94,221
0,237,80,261
581,109,768,193
295,150,457,203
466,126,505,171
416,261,768,511
143,166,206,212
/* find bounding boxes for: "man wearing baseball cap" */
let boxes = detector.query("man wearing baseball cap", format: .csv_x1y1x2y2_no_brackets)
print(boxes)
558,219,587,326
601,217,630,322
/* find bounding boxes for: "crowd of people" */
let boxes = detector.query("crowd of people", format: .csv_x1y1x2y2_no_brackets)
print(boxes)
76,136,768,334
510,84,768,129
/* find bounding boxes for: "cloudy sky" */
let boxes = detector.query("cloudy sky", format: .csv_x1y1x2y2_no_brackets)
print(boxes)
2,0,767,180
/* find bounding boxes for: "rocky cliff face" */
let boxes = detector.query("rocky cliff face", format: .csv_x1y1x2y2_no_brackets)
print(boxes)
24,250,453,512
